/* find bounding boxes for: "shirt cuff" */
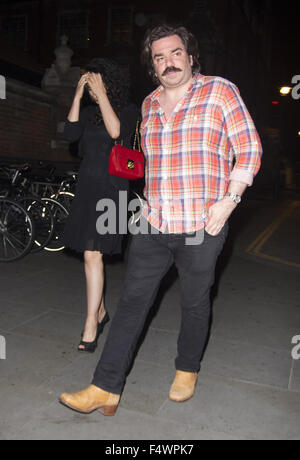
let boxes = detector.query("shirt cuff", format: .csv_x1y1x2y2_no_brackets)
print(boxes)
230,168,254,186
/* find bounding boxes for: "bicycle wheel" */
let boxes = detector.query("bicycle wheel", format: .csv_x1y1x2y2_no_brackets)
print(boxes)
41,198,69,252
50,191,75,213
18,197,55,253
0,199,35,262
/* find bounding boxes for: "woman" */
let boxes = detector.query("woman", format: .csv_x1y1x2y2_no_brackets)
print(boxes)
63,58,139,353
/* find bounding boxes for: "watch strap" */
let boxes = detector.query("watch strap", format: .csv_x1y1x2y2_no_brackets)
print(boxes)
226,192,241,204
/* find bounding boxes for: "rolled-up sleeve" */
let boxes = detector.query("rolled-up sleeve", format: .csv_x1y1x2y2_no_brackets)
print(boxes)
222,83,263,186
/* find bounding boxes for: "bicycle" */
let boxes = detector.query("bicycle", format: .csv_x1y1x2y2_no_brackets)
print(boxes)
0,164,55,253
0,163,71,254
28,165,77,212
50,170,77,212
24,165,75,251
0,198,35,262
39,197,69,252
24,165,71,252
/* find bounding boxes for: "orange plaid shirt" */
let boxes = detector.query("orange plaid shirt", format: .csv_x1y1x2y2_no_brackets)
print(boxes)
140,74,262,234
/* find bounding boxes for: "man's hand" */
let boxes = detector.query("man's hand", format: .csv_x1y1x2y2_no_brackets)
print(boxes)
205,197,237,236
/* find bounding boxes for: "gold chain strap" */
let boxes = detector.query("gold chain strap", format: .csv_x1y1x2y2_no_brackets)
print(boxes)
116,119,141,151
133,119,141,151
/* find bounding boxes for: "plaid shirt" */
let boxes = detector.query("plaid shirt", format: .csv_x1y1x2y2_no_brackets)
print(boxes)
140,74,262,234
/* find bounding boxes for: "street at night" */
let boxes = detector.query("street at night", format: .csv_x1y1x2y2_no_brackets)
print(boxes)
0,193,299,440
0,0,299,442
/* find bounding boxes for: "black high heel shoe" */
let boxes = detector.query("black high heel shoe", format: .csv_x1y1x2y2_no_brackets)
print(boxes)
97,312,110,335
78,312,110,353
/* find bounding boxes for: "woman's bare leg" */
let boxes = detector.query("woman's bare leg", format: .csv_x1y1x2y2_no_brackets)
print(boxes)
79,250,106,348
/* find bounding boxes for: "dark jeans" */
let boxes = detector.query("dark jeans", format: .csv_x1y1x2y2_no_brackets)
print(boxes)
92,222,228,394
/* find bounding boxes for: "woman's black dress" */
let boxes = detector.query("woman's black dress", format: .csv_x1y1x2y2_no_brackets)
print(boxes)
62,103,139,255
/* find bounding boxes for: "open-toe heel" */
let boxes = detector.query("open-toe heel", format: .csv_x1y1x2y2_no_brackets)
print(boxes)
78,337,98,353
97,312,110,335
78,313,110,353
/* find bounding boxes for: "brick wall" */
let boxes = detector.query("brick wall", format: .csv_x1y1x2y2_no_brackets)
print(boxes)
0,78,77,163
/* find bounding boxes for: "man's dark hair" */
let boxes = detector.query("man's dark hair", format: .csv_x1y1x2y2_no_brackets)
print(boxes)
141,24,201,84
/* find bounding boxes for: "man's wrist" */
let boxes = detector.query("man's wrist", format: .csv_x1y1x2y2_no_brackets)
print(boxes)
222,196,238,211
225,192,242,205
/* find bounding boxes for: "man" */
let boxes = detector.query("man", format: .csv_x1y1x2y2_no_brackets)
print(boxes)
60,24,262,416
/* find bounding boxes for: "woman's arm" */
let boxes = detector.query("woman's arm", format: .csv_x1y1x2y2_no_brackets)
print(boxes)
64,74,90,142
67,73,89,122
87,73,121,139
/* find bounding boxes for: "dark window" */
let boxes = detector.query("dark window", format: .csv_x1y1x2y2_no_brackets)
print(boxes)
0,14,28,50
107,6,133,45
57,10,89,49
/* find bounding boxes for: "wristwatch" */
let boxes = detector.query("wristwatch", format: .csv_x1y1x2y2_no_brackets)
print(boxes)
226,192,242,204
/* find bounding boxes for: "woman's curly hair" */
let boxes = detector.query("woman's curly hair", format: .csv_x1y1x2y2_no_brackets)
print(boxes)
82,58,130,125
141,24,201,84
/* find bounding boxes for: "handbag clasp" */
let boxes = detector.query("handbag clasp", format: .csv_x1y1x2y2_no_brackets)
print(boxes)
127,159,135,170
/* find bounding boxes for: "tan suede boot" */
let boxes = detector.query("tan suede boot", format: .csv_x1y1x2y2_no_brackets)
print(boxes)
59,385,120,416
169,371,198,402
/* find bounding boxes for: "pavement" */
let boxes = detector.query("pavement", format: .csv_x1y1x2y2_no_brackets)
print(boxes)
0,192,300,440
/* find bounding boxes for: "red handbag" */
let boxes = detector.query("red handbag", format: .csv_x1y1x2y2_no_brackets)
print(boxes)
109,121,145,181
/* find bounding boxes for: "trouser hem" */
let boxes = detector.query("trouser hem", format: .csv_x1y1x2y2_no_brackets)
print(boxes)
91,379,123,395
175,366,201,374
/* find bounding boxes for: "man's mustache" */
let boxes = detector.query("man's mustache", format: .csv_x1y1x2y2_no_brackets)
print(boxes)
162,67,182,76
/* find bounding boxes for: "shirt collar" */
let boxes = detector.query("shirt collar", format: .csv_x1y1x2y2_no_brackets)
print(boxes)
151,73,205,104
